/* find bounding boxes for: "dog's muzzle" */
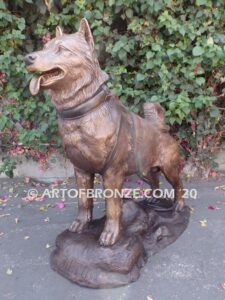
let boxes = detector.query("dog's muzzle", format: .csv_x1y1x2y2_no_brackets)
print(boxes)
24,54,37,66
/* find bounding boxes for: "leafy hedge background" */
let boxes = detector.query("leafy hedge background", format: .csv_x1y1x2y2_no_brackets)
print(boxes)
0,0,224,177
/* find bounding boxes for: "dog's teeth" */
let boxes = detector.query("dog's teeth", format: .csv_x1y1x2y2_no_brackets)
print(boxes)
42,68,62,81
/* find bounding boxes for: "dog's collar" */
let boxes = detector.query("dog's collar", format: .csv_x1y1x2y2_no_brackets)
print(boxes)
57,82,109,120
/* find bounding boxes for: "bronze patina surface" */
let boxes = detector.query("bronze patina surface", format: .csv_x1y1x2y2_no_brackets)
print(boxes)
50,199,190,288
25,18,185,248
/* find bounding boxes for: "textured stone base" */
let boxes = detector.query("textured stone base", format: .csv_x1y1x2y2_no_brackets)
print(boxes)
50,199,190,288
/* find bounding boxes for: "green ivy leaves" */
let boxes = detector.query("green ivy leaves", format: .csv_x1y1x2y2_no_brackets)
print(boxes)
0,0,224,175
192,46,204,56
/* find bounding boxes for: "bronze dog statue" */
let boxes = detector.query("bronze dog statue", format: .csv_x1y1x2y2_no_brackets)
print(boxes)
25,19,184,246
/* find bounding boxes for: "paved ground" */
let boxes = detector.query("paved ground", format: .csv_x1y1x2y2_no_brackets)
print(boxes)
0,176,225,300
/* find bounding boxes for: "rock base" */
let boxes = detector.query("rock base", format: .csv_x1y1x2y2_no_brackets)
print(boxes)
50,199,190,288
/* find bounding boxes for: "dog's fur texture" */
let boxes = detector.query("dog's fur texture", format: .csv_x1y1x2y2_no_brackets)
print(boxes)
25,19,185,246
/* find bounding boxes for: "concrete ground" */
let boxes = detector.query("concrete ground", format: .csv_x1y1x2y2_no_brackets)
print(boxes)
0,176,225,300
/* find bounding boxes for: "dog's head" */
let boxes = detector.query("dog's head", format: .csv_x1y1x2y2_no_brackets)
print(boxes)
25,19,108,96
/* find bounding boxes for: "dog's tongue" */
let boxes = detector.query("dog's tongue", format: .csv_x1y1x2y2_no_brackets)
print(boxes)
29,76,43,95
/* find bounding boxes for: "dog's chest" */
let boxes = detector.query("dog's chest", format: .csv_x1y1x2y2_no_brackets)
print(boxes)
58,112,117,172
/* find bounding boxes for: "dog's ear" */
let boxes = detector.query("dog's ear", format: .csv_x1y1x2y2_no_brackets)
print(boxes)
56,26,63,38
78,18,95,51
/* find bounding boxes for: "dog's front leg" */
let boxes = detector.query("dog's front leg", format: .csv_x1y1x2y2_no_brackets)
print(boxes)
99,171,124,246
69,168,94,233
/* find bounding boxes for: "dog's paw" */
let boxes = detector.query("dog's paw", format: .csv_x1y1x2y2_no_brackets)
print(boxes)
175,200,185,212
99,222,121,246
69,219,88,233
99,230,119,247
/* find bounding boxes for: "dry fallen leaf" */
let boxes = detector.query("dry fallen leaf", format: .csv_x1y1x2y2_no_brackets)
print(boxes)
220,283,225,290
39,206,46,212
136,179,144,185
199,219,208,227
9,188,14,193
23,194,44,202
190,207,195,213
56,202,65,209
50,181,60,188
0,214,10,218
208,205,215,210
94,175,101,185
0,195,9,202
6,268,13,275
215,185,225,190
24,177,30,184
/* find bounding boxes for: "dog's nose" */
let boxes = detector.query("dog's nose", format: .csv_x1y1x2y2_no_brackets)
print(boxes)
24,54,37,66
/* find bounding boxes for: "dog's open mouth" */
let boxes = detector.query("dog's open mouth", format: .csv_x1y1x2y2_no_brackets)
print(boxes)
41,68,65,86
29,67,65,95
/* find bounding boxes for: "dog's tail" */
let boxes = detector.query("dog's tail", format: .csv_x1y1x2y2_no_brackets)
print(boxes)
143,102,169,132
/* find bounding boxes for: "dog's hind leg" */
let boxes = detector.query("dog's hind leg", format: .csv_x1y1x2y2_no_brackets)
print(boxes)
69,168,94,233
160,163,185,212
142,168,160,197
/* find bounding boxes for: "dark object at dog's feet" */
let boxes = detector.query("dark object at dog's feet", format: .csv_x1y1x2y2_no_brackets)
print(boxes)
141,197,175,212
50,199,190,288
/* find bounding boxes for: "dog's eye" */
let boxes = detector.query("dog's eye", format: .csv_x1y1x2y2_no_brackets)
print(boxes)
56,45,70,54
56,45,63,54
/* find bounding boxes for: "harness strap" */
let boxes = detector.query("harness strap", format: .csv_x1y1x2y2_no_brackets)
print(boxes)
100,110,123,174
